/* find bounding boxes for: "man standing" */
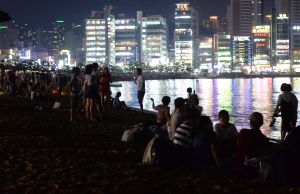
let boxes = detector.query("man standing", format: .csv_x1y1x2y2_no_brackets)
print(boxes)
134,68,145,114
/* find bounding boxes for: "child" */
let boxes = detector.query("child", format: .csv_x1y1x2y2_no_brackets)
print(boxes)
113,92,129,109
69,67,80,122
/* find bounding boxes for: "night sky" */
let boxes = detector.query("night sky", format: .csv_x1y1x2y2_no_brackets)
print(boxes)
1,0,273,27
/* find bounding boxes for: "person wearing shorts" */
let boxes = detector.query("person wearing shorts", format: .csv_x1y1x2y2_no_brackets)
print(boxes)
134,68,145,114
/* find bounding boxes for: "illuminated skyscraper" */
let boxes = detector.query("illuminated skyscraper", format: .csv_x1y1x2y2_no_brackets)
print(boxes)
115,15,138,66
138,12,167,66
174,2,199,68
85,6,116,65
228,0,264,36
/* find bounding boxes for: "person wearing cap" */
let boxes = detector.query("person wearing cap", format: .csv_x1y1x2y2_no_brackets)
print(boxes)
232,112,269,173
273,83,298,141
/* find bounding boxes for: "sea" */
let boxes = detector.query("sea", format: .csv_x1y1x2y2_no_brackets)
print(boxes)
111,77,300,140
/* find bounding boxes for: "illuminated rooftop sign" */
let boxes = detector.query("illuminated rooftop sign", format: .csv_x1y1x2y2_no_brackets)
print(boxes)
233,36,250,41
252,25,270,33
277,14,289,19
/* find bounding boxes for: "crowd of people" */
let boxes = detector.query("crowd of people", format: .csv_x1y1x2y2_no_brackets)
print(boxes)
0,65,129,122
1,66,299,184
140,80,300,184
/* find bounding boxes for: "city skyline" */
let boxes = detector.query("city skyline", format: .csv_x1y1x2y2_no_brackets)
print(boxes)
1,0,273,27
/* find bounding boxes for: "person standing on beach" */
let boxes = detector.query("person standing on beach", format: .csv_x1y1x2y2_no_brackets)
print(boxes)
134,68,145,114
69,67,80,122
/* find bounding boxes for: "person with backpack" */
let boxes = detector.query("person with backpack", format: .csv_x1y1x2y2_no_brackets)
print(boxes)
273,83,298,141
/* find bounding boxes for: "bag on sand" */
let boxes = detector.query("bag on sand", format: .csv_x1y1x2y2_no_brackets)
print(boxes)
53,101,61,110
121,123,143,142
142,136,178,169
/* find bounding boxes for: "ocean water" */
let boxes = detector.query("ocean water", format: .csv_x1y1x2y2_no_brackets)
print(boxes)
111,77,300,139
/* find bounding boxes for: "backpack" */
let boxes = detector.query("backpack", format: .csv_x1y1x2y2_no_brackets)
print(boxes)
190,90,199,105
142,136,178,169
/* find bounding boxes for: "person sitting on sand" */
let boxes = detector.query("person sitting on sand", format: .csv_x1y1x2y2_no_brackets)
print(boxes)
168,97,186,140
191,116,222,170
233,112,270,174
213,110,238,158
173,108,200,166
150,96,171,126
113,92,128,110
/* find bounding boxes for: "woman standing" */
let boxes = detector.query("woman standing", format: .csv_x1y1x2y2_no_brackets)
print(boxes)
273,83,298,141
84,65,97,120
100,67,112,111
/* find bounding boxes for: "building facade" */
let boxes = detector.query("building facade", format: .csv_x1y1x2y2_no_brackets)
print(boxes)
174,2,199,68
115,15,138,66
139,14,167,66
85,6,116,65
213,34,231,71
198,36,213,71
252,25,271,70
228,0,264,36
276,13,290,71
232,36,252,70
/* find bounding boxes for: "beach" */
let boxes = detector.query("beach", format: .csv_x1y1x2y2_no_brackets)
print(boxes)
0,95,298,193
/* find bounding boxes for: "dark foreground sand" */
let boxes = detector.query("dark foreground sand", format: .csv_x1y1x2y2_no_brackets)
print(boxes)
0,95,298,193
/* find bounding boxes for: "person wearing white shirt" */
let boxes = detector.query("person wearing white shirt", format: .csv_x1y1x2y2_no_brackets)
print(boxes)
213,110,238,158
134,68,145,114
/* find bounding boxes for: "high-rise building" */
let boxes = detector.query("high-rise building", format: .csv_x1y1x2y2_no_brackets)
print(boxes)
276,14,290,70
174,2,199,68
291,26,300,67
232,36,252,69
228,0,264,36
252,25,271,69
274,0,289,14
290,0,300,26
202,16,220,33
197,36,213,71
115,14,138,66
0,26,18,49
85,6,116,65
139,14,167,66
264,15,272,25
213,33,231,71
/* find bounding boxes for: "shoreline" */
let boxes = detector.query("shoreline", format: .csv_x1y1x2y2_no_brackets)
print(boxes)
111,73,300,82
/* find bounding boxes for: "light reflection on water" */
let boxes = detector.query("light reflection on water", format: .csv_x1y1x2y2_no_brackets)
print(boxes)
111,78,300,139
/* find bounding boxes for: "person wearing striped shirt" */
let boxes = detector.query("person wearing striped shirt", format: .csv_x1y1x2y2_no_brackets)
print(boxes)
174,108,200,150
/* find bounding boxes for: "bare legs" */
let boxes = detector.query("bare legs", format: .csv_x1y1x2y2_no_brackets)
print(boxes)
85,98,94,120
139,100,143,114
100,92,111,111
